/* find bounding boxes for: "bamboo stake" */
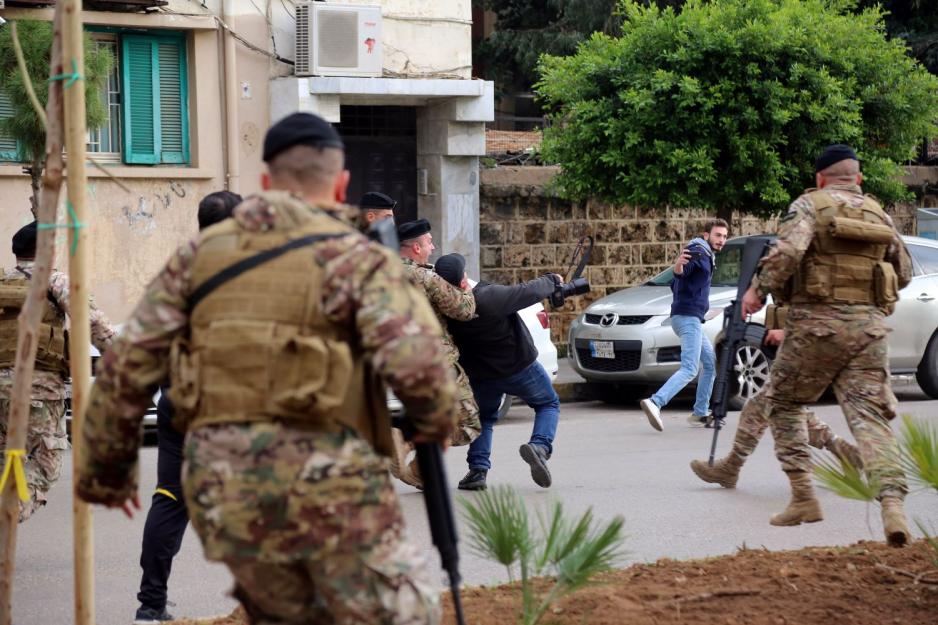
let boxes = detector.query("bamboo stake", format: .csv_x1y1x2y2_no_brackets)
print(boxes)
61,3,95,625
0,7,67,625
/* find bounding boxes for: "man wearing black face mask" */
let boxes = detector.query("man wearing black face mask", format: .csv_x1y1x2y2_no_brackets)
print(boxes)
435,253,562,492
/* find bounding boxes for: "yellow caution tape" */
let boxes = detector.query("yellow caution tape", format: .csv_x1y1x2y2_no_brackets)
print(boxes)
154,487,178,502
0,449,30,502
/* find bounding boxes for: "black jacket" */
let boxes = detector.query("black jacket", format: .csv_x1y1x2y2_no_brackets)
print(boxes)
447,275,556,381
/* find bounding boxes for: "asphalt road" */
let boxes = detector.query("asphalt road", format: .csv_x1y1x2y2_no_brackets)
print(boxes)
12,382,938,625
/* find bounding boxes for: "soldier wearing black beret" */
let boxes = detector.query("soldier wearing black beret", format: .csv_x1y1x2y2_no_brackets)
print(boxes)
359,191,397,226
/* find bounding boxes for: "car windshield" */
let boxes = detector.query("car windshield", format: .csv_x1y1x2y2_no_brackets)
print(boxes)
644,242,747,288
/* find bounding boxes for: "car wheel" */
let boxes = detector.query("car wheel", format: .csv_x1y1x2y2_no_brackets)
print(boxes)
727,326,772,410
915,331,938,399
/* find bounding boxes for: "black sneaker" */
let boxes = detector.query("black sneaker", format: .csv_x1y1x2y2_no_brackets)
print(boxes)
134,605,174,624
458,469,488,491
519,443,552,488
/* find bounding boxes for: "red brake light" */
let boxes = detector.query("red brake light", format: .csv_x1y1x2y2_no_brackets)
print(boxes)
536,310,550,329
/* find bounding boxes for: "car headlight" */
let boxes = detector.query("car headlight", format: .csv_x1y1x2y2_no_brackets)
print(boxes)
704,307,725,321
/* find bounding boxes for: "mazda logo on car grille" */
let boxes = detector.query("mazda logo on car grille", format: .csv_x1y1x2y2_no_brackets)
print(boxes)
599,313,618,327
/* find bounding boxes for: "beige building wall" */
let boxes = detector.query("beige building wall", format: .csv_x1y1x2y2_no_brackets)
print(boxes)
0,0,478,322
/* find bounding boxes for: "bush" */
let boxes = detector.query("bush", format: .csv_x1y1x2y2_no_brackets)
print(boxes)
537,0,938,218
461,485,626,625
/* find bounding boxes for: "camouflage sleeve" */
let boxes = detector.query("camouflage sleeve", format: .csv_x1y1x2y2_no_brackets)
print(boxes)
321,239,457,442
755,194,817,298
419,268,476,321
75,241,195,506
883,214,913,289
48,270,117,351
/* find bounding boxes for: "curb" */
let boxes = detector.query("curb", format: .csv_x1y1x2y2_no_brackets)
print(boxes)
552,380,597,403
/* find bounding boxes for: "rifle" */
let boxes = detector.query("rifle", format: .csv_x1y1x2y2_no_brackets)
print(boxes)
707,236,771,466
368,220,467,625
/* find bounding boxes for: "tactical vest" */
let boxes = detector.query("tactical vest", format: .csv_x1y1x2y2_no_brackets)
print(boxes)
167,196,392,454
788,190,899,309
0,273,69,375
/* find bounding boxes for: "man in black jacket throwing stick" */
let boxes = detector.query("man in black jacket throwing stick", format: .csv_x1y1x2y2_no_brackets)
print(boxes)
435,253,561,491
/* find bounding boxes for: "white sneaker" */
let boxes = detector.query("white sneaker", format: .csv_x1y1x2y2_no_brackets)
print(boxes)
640,399,663,431
687,414,709,428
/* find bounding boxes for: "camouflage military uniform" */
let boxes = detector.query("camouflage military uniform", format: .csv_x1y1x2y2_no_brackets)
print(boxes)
0,263,114,522
754,184,912,500
75,192,457,625
401,258,480,446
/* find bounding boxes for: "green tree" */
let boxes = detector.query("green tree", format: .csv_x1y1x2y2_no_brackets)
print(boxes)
0,20,112,217
537,0,938,218
475,0,622,97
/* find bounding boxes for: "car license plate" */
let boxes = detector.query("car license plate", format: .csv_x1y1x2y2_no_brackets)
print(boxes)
590,340,615,359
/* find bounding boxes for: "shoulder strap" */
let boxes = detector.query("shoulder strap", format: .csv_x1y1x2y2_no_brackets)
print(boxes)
15,267,65,316
187,232,349,312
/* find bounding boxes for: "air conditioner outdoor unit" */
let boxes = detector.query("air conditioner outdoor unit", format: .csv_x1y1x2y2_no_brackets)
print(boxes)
295,2,383,78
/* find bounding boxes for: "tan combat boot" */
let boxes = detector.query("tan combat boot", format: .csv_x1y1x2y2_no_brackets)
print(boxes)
881,496,910,548
826,436,863,469
770,471,824,526
690,454,745,488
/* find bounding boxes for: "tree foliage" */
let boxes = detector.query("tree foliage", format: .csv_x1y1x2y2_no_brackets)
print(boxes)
536,0,938,217
474,0,622,95
0,20,112,167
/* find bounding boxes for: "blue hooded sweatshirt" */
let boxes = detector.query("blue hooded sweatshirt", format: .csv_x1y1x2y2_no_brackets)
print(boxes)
670,236,715,321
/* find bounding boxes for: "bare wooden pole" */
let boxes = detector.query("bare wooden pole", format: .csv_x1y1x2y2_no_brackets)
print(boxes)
61,3,95,625
0,7,67,625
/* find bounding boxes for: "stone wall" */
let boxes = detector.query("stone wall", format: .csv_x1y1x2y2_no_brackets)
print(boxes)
479,166,920,347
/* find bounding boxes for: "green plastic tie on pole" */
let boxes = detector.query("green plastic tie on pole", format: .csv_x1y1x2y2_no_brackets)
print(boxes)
47,59,84,89
37,201,85,256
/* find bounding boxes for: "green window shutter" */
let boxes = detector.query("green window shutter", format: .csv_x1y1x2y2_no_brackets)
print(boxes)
121,34,189,165
0,89,21,162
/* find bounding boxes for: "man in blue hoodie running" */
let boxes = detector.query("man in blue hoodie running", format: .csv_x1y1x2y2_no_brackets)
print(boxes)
641,218,729,431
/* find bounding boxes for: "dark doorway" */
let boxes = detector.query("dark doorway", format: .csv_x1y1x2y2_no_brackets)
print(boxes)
335,105,418,224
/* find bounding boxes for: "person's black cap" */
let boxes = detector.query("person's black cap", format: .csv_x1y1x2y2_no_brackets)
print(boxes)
12,221,37,258
435,253,466,287
262,112,344,163
815,144,858,173
397,218,431,241
360,191,397,211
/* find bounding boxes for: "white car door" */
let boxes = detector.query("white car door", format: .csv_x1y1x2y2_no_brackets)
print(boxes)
890,243,938,369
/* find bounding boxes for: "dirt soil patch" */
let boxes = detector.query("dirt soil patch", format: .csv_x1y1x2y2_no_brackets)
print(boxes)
172,540,937,625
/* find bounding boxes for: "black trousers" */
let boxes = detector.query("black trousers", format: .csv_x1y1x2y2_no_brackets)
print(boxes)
137,394,189,611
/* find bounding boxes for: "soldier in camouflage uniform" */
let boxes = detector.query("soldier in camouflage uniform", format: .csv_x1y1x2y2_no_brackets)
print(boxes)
0,221,115,522
76,112,458,625
393,218,480,488
741,144,912,547
691,325,862,489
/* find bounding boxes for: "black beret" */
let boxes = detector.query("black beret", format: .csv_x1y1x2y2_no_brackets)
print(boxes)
360,191,397,210
435,253,466,287
815,144,858,173
12,221,37,258
397,218,431,241
262,112,344,162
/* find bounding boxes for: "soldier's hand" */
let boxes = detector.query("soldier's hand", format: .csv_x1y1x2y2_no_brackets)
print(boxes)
741,285,765,316
109,492,141,519
764,329,785,346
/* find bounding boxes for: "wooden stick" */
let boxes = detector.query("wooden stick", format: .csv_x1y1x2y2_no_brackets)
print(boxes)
0,6,67,625
61,2,95,625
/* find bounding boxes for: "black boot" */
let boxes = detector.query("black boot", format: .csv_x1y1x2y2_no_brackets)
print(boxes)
458,469,488,491
519,443,552,488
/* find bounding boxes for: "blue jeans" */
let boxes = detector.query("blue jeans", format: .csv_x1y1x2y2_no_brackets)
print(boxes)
466,361,560,471
651,315,716,416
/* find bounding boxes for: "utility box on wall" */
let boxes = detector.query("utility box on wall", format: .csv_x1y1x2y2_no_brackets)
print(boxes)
295,2,383,78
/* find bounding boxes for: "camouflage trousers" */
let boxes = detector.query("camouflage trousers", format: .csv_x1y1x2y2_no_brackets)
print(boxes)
183,422,440,625
728,377,837,460
0,397,68,523
389,365,480,486
765,312,906,499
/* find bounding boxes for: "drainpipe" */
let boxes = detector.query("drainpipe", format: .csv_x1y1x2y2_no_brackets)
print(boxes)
222,0,240,193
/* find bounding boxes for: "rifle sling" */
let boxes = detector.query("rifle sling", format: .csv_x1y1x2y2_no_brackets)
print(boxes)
187,232,348,311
